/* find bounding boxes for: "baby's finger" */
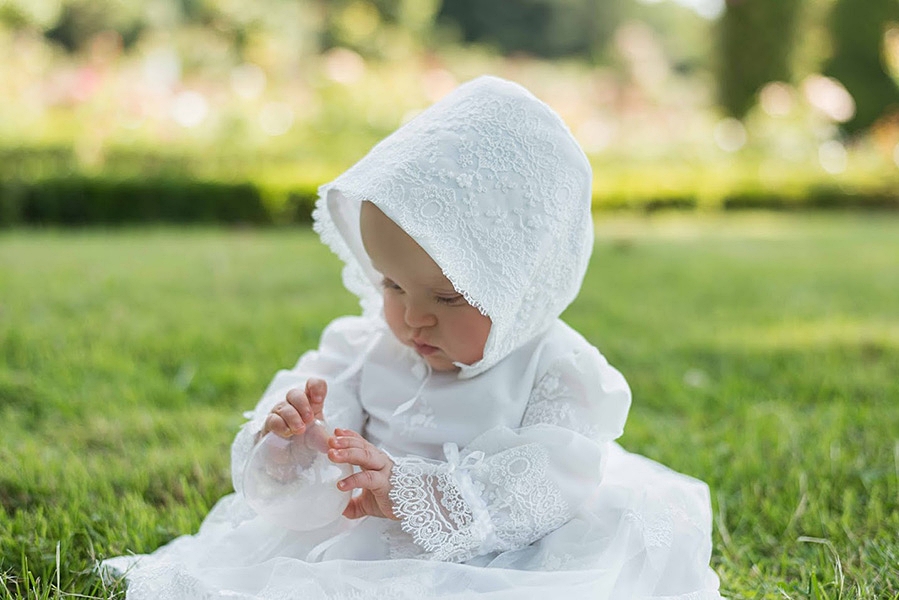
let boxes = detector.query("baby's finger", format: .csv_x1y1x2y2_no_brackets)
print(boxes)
334,428,363,439
285,388,314,424
263,413,293,439
342,496,365,520
274,400,305,434
330,445,389,472
336,469,386,493
305,378,327,419
328,435,365,450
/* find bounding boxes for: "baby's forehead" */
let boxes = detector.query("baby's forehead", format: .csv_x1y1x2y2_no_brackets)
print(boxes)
381,260,457,291
361,201,460,292
420,269,457,290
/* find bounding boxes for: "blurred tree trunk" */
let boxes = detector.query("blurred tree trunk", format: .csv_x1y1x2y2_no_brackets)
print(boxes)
437,0,624,60
716,0,804,118
822,0,899,137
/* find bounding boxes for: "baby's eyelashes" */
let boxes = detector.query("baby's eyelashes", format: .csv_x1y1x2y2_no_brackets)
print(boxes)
435,294,465,306
380,277,403,292
380,277,466,306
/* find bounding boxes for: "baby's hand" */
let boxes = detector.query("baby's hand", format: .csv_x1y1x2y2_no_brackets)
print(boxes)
261,378,327,439
328,429,397,521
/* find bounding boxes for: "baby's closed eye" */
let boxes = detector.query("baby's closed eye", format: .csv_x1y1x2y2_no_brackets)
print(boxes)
381,277,466,306
381,278,403,292
435,294,465,306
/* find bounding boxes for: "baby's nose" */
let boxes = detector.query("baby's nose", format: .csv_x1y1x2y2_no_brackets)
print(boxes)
404,303,437,328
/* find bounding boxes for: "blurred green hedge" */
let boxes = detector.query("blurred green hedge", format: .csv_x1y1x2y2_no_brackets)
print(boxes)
0,176,319,226
2,143,898,226
2,172,898,227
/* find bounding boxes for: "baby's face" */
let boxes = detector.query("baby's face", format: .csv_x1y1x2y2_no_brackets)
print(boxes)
360,202,491,372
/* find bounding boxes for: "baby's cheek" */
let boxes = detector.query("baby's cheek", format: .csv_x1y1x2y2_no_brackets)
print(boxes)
454,311,491,363
469,313,492,349
382,295,406,339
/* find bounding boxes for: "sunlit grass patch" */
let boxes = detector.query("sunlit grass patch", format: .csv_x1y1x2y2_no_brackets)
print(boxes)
1,214,898,598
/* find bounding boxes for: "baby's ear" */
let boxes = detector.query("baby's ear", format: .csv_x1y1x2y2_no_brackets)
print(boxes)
305,378,328,406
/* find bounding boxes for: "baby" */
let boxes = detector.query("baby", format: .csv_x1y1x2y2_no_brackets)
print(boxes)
104,76,722,600
260,200,493,522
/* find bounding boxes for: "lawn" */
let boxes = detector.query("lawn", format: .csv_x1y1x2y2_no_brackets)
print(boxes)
1,213,897,598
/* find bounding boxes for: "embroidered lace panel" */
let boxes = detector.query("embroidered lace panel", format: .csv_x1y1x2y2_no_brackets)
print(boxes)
389,443,569,563
521,360,601,439
388,457,480,562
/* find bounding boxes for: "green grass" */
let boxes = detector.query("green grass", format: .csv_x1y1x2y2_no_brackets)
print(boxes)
1,213,898,598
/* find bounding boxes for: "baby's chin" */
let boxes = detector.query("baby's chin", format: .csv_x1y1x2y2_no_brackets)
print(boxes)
406,340,479,372
424,350,486,373
423,354,461,372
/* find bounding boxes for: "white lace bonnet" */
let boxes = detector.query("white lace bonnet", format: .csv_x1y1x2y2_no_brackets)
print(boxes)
313,75,593,378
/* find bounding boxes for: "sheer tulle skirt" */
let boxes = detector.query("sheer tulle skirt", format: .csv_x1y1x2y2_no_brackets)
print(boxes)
102,443,721,599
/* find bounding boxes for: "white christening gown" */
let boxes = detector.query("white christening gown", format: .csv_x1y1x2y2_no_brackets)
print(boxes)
102,315,721,599
103,75,721,599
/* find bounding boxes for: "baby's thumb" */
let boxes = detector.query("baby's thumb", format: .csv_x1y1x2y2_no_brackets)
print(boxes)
342,496,363,520
305,378,327,413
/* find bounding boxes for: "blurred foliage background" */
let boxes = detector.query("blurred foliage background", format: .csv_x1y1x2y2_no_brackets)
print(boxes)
0,0,898,224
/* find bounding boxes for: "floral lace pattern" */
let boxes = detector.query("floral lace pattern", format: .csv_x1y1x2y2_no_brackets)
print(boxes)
328,581,431,600
313,76,594,378
389,443,569,563
537,552,579,571
521,365,601,439
102,555,212,600
388,457,480,562
399,399,436,436
623,472,711,552
471,445,568,548
625,506,675,549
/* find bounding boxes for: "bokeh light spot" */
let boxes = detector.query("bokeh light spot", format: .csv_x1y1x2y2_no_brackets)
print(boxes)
802,75,855,123
142,48,181,91
714,118,747,153
818,140,848,174
231,63,266,100
324,48,365,85
760,82,794,117
259,102,294,136
171,91,209,128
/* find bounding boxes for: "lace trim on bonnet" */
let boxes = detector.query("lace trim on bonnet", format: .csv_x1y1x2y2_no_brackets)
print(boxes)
312,75,594,378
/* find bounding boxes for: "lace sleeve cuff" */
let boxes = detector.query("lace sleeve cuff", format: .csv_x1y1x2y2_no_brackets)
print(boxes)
388,455,495,562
